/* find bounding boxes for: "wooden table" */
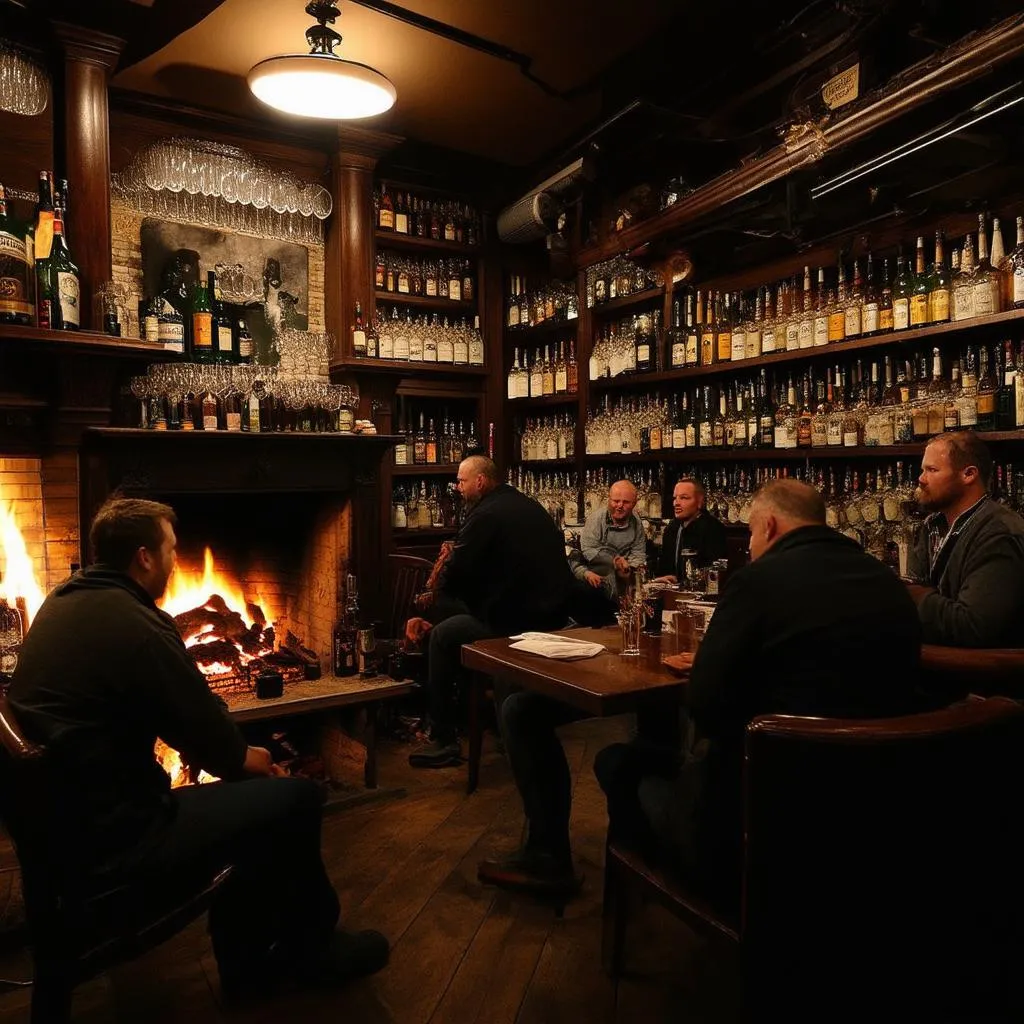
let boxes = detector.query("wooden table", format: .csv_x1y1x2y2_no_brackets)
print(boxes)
224,673,412,790
461,627,687,794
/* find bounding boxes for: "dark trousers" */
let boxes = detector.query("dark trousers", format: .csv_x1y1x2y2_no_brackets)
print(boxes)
493,678,588,865
138,776,340,978
426,606,497,744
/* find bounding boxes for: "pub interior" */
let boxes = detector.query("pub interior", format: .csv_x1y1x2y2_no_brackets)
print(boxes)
2,0,1024,1020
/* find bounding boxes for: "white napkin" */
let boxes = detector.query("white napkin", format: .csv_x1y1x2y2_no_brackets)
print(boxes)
508,632,605,660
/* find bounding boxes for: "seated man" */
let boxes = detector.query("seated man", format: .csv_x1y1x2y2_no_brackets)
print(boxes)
8,498,387,998
906,430,1024,647
596,480,924,906
405,455,573,768
654,477,729,583
569,479,647,599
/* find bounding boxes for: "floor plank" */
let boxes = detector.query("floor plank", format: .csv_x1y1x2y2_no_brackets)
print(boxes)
0,719,731,1024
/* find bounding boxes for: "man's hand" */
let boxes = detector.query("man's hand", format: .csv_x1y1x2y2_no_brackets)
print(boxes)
584,570,603,588
242,745,284,777
653,574,678,585
405,616,433,645
904,583,935,605
612,556,630,577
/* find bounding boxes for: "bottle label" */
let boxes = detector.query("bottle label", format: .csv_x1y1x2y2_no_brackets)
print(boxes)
379,208,394,230
893,298,910,329
469,339,484,365
225,411,242,432
144,315,159,343
909,294,928,325
762,328,776,353
449,279,461,302
798,321,813,348
828,311,845,341
637,343,650,364
158,321,184,353
813,315,829,346
862,303,879,334
671,342,685,367
731,332,745,361
454,340,468,363
1015,270,1024,305
353,328,367,355
930,290,950,322
193,312,212,349
437,338,454,363
672,427,685,448
685,334,698,364
973,283,996,315
786,323,800,350
218,324,233,352
0,231,33,320
423,339,438,362
555,369,567,392
879,307,894,331
717,332,731,361
56,271,80,328
34,212,53,261
426,277,438,297
978,394,995,415
394,212,408,234
845,305,862,337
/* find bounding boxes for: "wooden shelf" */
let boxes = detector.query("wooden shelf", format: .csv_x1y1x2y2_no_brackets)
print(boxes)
374,291,476,313
392,463,459,476
504,318,579,341
508,393,579,409
589,287,665,318
583,432,1024,463
589,309,1024,391
86,427,403,444
0,322,169,357
375,230,478,257
331,358,488,378
511,458,577,469
392,527,458,538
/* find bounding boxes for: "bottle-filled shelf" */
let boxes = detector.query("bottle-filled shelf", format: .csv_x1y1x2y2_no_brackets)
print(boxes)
374,230,478,256
392,463,459,476
505,393,579,408
504,317,580,341
331,358,488,377
589,286,665,319
588,308,1024,390
0,322,167,356
374,291,476,314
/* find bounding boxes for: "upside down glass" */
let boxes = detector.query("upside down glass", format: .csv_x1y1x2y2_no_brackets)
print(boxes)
618,606,642,657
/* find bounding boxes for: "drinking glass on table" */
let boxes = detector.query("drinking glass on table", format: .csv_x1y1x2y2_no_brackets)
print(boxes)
618,605,642,657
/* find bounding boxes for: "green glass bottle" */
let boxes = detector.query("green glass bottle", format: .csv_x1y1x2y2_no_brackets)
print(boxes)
191,280,215,362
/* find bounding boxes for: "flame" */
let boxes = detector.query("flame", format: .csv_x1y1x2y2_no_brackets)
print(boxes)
0,487,46,628
158,546,274,629
154,738,219,788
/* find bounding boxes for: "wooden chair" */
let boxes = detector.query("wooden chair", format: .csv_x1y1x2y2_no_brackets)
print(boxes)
602,696,1024,1020
385,553,434,642
0,696,232,1024
920,643,1024,701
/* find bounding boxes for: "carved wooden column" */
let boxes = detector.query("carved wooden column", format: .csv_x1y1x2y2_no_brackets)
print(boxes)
324,126,401,625
51,23,124,332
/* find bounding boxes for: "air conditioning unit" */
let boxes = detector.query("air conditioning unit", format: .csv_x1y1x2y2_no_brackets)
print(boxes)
497,192,561,244
497,156,595,244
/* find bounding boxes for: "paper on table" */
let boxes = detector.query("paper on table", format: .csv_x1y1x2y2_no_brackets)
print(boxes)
508,632,605,660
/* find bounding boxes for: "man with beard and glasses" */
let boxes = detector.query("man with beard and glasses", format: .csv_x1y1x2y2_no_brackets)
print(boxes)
8,498,388,1000
405,456,572,768
906,430,1024,647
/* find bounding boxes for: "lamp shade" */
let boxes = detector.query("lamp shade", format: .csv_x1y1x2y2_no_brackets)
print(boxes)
248,53,396,120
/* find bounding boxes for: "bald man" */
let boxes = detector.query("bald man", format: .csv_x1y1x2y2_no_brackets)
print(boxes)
406,456,573,768
596,479,924,906
569,480,648,596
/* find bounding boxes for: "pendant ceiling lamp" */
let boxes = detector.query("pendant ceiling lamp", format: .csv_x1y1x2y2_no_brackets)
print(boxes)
247,1,396,120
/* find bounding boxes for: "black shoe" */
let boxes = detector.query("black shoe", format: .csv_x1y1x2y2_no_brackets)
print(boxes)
477,848,582,899
297,929,390,987
408,739,462,768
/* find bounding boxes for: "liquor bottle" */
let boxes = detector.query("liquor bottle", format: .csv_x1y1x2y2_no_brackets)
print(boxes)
1004,215,1024,309
414,412,427,464
845,258,863,338
555,340,568,393
864,253,880,333
567,338,578,393
797,266,814,348
813,268,829,346
998,339,1017,431
507,348,521,400
469,315,485,366
878,258,893,332
142,296,159,344
636,313,653,371
746,289,763,359
236,318,253,364
332,575,359,677
209,270,235,363
426,419,438,464
758,369,775,448
352,301,367,358
716,292,732,364
669,298,685,367
698,291,714,364
828,263,846,343
761,286,776,355
42,191,80,330
200,389,219,431
190,280,214,361
952,232,976,321
909,236,930,327
378,183,395,231
892,252,912,330
0,184,33,325
974,214,1002,316
394,191,409,235
977,345,996,430
928,231,951,324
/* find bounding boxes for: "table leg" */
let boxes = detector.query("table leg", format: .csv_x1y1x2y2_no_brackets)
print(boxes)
364,702,378,789
467,676,483,795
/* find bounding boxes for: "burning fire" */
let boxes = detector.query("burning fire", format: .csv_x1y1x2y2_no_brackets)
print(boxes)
155,738,219,788
160,546,272,629
0,486,46,628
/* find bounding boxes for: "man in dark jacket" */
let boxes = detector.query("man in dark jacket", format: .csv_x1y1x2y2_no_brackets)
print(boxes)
906,430,1024,647
654,478,729,582
406,455,572,767
596,480,924,906
9,498,387,997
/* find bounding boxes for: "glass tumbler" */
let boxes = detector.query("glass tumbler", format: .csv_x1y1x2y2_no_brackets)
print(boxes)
618,606,642,657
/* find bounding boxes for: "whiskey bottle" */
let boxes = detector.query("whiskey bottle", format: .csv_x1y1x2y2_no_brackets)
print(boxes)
909,236,930,327
210,270,235,363
928,232,951,324
352,301,367,358
669,298,685,368
974,214,1002,316
191,280,215,361
0,184,33,325
1004,215,1024,309
378,183,395,231
332,575,359,677
39,191,80,330
892,252,912,330
236,318,253,364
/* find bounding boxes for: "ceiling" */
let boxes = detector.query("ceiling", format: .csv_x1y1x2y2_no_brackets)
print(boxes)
110,0,679,167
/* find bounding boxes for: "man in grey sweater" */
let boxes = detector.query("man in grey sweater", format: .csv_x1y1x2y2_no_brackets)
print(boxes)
569,479,647,597
906,431,1024,647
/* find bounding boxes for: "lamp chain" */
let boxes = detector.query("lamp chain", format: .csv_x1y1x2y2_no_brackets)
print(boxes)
304,1,342,56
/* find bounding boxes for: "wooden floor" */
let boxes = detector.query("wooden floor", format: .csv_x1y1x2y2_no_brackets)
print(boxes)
0,718,742,1023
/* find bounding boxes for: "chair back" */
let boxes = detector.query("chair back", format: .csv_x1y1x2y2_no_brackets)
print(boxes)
386,554,434,640
742,696,1024,1016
